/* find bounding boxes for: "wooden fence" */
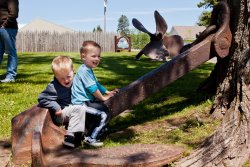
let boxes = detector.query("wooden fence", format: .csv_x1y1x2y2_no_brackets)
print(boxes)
16,31,118,52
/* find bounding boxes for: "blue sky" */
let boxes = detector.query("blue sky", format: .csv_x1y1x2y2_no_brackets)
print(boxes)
19,0,210,33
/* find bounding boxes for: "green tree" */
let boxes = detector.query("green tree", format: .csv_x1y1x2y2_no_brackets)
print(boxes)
197,0,218,26
130,29,150,49
117,15,130,36
197,11,211,26
93,25,103,32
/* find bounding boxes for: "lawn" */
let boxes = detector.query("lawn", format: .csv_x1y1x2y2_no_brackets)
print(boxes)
0,51,219,153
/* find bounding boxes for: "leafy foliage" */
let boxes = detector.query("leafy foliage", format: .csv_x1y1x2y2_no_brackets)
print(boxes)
130,30,150,49
117,15,130,36
197,0,218,26
93,25,103,32
197,11,212,26
197,0,218,8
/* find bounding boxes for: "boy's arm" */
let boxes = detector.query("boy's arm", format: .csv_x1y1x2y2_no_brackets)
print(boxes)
96,82,119,94
38,84,61,113
96,82,119,95
89,82,119,101
96,82,107,94
87,84,112,101
92,89,112,101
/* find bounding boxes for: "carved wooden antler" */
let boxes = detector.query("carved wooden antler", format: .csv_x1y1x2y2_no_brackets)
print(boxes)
132,10,184,61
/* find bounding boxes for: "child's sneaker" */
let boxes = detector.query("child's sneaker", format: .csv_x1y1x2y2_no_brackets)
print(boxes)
63,135,75,148
0,78,15,83
84,137,103,147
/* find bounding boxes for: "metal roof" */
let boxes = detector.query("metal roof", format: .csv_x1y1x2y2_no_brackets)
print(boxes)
19,18,75,33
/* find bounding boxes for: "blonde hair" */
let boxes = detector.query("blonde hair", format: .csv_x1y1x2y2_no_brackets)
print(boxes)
51,56,73,75
80,40,101,59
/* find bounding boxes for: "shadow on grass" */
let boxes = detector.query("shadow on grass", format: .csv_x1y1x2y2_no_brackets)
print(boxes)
18,54,55,65
109,92,210,128
16,73,52,84
105,129,136,144
106,93,213,145
102,60,214,144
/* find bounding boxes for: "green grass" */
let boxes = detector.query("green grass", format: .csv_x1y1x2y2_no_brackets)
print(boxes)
0,51,219,152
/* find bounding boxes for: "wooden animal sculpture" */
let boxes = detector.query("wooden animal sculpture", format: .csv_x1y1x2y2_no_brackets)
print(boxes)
132,10,184,61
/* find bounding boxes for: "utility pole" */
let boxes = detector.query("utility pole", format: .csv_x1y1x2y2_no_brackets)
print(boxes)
104,0,107,33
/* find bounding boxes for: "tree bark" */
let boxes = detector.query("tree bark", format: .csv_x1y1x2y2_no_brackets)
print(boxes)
178,0,250,166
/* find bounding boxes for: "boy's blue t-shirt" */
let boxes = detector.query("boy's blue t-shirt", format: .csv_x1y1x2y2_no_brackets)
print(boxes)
71,64,106,105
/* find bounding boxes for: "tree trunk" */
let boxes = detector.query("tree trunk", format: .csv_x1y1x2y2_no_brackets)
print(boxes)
178,0,250,166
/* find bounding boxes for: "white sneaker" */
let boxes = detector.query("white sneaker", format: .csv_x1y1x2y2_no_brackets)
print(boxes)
0,78,15,83
84,137,103,147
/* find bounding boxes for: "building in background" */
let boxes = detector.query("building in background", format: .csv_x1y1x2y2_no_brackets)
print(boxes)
19,18,74,33
169,26,206,42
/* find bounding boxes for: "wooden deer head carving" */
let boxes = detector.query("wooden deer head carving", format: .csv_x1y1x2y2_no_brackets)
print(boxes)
132,10,184,61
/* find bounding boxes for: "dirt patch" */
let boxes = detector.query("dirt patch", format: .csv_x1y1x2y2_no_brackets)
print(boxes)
0,139,12,167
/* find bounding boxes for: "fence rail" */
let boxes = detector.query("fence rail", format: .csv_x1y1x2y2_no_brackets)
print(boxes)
16,31,118,52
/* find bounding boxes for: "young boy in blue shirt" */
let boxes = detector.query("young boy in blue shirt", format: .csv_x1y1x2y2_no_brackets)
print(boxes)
38,56,86,148
71,40,118,147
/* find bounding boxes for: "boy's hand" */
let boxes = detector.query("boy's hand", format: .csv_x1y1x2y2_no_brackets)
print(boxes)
94,89,119,101
102,93,114,101
106,88,119,96
55,110,62,116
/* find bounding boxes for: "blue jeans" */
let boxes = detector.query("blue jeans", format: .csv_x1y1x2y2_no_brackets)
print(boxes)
82,104,107,139
0,28,18,79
